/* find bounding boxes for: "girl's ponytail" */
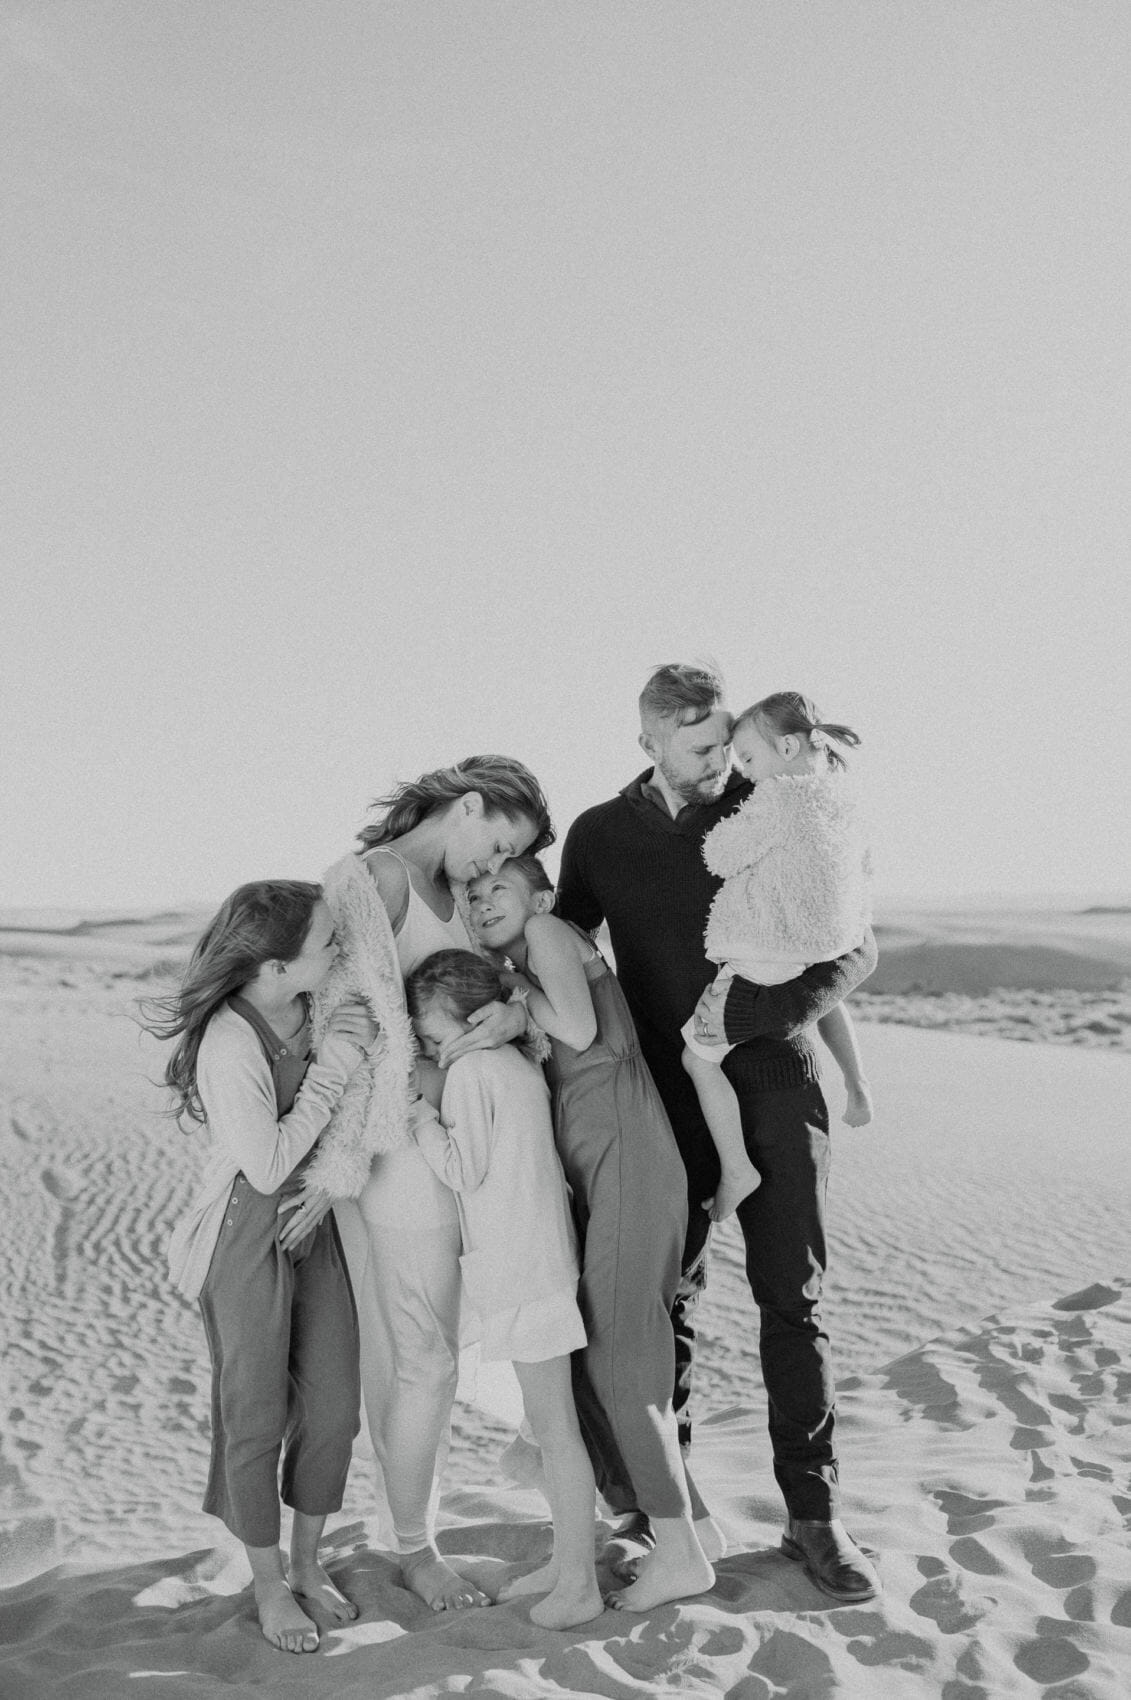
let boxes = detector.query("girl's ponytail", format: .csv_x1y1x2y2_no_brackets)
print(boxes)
735,692,861,771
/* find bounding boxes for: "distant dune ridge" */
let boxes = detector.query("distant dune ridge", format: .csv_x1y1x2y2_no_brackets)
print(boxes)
1,908,1129,1694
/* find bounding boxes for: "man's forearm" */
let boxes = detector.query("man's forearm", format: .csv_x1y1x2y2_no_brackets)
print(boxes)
721,930,878,1044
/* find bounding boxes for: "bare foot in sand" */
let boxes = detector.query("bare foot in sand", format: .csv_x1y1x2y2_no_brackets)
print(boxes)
499,1557,558,1599
607,1537,715,1612
529,1576,604,1630
704,1157,761,1222
289,1560,358,1625
400,1544,490,1612
255,1578,320,1653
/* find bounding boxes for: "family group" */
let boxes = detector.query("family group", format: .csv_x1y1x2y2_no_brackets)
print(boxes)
150,662,879,1654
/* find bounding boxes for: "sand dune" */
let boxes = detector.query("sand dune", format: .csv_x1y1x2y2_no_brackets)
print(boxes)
2,918,1130,1695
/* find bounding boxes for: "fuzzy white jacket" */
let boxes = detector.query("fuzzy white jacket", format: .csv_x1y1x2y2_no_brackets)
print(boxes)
702,771,871,967
301,852,548,1200
301,852,421,1199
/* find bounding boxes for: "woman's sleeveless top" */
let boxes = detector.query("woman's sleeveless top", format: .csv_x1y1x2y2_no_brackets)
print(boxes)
363,847,472,977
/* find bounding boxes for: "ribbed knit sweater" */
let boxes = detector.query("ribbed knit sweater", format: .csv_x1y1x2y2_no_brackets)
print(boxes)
557,770,877,1094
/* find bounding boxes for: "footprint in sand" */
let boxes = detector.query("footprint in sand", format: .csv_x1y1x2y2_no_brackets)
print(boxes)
932,1490,1007,1534
1022,1539,1096,1590
909,1560,994,1634
948,1537,1005,1577
1012,1632,1090,1683
1110,1591,1131,1629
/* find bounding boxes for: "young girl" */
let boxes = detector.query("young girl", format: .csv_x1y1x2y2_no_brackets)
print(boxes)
403,948,602,1631
466,857,720,1613
682,691,874,1221
153,882,375,1655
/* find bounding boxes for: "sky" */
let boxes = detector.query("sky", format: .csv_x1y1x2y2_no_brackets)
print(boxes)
3,1,1129,912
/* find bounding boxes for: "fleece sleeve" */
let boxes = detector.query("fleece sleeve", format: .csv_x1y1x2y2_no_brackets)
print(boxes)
721,929,878,1043
196,1022,362,1195
411,1059,494,1194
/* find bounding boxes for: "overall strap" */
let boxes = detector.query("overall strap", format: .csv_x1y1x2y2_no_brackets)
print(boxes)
227,995,310,1118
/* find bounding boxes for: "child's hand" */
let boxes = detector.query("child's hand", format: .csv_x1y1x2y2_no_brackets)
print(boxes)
438,999,526,1067
327,1002,378,1048
843,1081,873,1127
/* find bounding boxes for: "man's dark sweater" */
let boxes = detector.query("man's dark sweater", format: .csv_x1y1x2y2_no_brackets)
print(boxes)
556,769,877,1104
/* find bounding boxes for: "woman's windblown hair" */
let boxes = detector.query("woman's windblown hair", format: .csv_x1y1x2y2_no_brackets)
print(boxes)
358,755,554,854
140,880,321,1127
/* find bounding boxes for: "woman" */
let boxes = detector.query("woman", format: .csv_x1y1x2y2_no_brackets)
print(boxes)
278,755,552,1612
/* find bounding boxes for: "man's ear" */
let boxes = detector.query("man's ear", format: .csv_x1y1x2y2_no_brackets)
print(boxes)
638,730,656,760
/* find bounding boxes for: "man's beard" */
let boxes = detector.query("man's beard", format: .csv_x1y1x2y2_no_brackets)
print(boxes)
659,759,727,806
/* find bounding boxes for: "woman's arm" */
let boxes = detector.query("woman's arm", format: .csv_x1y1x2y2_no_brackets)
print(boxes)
521,914,597,1051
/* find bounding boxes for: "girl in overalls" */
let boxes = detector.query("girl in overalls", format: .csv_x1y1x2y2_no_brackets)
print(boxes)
466,856,721,1612
155,881,375,1654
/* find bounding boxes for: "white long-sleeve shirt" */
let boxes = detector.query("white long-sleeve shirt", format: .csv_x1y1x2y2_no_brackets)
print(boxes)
167,1003,364,1299
412,1045,578,1319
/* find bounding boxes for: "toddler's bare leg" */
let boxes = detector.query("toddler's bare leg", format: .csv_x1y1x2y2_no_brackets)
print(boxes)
681,1048,761,1220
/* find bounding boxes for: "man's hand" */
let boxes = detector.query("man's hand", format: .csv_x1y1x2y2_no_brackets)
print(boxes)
690,981,729,1047
437,999,526,1067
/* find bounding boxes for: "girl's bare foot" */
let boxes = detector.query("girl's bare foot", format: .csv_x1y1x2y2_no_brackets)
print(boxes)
704,1159,761,1222
499,1558,558,1599
289,1560,358,1625
255,1578,320,1653
400,1544,491,1612
529,1576,604,1629
608,1543,715,1612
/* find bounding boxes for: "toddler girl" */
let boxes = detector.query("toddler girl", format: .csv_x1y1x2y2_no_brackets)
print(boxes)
154,881,375,1654
466,857,719,1612
404,948,603,1631
683,692,874,1220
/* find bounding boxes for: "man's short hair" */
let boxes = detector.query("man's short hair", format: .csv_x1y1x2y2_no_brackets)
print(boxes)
639,662,726,733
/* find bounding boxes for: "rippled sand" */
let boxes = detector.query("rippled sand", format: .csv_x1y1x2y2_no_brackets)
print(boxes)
1,913,1129,1696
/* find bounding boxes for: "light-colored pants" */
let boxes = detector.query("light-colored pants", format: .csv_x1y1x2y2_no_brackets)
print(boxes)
334,1141,461,1551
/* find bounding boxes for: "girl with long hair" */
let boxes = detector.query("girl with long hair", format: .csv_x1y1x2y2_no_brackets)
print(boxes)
466,854,721,1611
151,881,375,1654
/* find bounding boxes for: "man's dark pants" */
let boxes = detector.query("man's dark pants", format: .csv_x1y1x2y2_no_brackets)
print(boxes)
654,1047,840,1523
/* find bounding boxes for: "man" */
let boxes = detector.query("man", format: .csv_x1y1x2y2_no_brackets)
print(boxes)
556,661,880,1603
